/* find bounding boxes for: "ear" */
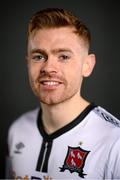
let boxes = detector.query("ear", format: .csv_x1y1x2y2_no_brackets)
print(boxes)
82,54,96,77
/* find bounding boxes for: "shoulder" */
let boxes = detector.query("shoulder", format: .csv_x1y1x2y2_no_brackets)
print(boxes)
88,105,120,142
88,105,120,177
92,105,120,128
8,107,40,137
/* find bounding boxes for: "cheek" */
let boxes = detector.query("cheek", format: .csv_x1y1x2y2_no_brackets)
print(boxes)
28,64,40,80
70,63,83,78
65,65,83,85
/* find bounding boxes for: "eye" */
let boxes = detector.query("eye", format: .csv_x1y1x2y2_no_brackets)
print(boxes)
59,54,70,61
32,54,47,61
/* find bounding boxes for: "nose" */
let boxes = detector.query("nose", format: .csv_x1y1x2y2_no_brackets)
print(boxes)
40,57,58,75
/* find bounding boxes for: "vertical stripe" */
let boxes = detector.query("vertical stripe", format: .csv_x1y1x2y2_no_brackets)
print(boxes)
36,140,45,171
42,141,53,172
36,140,53,172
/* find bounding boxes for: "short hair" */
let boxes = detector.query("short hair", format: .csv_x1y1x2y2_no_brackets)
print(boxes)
28,8,91,49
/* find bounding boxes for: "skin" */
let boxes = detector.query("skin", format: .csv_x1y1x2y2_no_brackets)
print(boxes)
27,27,96,134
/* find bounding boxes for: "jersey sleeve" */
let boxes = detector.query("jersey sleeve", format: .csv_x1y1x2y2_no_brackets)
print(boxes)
105,136,120,179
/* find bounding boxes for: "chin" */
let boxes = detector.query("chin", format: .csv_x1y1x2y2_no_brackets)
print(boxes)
38,95,73,106
35,89,79,105
36,93,64,105
39,98,61,105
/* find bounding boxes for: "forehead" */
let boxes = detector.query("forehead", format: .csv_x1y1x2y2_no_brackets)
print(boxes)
28,27,85,51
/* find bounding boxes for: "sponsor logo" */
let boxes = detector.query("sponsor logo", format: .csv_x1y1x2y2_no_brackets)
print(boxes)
11,171,52,180
60,146,90,178
14,142,25,154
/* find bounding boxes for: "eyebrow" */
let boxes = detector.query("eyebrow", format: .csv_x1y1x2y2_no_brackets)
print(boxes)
30,48,73,55
51,48,73,54
30,48,46,55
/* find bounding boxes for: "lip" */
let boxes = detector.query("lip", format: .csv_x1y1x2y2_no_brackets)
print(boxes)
39,80,62,90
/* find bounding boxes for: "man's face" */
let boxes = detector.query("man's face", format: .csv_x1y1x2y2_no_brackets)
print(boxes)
27,27,95,105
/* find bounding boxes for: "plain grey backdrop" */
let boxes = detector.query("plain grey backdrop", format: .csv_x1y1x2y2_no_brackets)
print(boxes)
1,0,120,178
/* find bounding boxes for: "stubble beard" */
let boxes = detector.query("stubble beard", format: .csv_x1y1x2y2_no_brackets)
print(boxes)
29,72,81,106
31,81,80,106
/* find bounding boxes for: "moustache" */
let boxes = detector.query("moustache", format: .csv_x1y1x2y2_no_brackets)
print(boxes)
36,71,66,83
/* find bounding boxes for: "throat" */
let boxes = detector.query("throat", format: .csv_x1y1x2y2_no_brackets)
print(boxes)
42,108,65,134
40,98,90,134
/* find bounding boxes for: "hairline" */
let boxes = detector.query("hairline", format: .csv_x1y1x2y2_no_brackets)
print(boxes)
28,26,90,51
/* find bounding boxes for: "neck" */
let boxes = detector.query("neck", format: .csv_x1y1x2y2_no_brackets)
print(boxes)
40,95,89,134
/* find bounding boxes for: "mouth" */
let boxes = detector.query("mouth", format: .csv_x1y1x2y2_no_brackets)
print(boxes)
39,80,62,90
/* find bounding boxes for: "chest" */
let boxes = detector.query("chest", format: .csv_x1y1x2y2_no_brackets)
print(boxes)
9,132,109,179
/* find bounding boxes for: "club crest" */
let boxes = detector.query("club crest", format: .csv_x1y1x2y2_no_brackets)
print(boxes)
60,146,90,178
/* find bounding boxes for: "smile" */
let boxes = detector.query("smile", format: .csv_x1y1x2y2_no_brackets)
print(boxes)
41,81,61,86
39,80,62,90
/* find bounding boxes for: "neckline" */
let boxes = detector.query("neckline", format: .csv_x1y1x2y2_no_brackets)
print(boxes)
37,102,96,142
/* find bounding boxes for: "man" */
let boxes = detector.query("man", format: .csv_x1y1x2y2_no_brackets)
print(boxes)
7,8,120,179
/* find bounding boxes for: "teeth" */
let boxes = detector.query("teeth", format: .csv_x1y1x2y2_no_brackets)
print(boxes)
42,81,59,86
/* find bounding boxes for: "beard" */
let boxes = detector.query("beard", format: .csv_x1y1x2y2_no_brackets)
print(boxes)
29,71,80,105
38,86,79,105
